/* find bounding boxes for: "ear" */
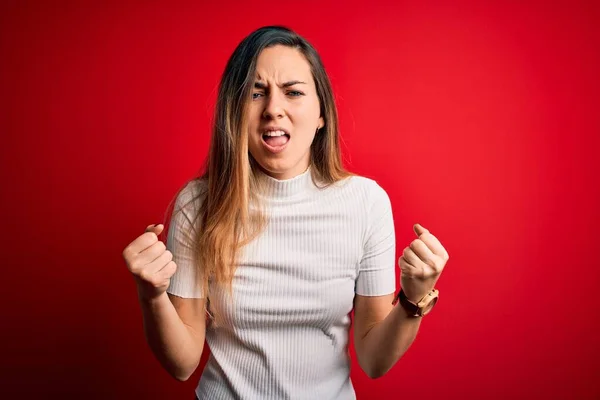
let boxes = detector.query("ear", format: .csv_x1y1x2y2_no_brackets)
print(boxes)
317,116,325,129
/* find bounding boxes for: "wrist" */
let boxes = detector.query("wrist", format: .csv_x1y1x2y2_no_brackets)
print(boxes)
137,288,169,307
400,279,437,303
403,290,429,303
394,288,439,317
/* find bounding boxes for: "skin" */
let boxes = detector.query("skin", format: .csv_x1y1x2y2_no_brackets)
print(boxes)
245,45,452,377
123,224,206,381
247,45,324,180
353,223,449,377
124,47,450,382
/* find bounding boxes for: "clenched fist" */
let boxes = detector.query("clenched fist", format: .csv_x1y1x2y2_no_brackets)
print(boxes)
122,224,177,301
398,223,449,303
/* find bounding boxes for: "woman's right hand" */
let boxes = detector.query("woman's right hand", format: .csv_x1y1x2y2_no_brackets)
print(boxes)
122,224,178,301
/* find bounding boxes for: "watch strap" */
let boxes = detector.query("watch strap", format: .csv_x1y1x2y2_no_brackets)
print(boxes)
393,288,439,317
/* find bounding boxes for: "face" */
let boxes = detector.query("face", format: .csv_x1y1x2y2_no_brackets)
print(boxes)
247,45,324,180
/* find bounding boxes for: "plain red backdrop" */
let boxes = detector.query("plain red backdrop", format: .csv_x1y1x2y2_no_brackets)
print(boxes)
1,0,599,398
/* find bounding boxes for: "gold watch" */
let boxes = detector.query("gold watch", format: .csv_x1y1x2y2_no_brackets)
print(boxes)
392,288,439,317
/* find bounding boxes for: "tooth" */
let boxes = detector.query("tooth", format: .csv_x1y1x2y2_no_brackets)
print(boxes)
264,130,286,137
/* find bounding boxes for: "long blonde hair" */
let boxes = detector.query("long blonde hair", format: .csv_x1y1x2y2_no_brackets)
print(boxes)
166,26,352,326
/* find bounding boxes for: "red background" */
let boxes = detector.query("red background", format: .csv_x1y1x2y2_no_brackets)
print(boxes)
2,1,599,398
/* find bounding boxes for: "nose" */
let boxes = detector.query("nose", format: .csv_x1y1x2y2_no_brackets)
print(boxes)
262,92,285,120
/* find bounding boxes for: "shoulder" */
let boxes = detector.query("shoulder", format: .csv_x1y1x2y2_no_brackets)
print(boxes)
341,175,391,209
172,178,208,220
177,178,207,204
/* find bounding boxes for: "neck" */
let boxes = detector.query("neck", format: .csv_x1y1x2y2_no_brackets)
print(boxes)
256,165,319,199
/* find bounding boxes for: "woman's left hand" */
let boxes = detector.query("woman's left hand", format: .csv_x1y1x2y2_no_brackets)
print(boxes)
398,224,449,303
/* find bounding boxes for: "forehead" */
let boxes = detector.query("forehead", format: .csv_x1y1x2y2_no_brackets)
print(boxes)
255,45,313,82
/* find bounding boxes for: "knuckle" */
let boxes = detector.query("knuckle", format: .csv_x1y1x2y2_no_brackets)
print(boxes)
166,262,177,276
129,259,143,272
122,247,131,260
139,269,152,282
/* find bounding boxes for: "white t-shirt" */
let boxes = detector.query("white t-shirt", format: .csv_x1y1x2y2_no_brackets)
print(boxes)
167,167,396,399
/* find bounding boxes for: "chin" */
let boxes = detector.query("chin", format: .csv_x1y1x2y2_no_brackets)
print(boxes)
257,160,290,175
253,157,301,179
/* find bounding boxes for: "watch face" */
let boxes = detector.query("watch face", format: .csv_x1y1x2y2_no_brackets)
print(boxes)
398,289,439,316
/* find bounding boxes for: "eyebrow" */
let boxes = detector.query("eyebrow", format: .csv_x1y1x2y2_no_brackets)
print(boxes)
254,80,307,89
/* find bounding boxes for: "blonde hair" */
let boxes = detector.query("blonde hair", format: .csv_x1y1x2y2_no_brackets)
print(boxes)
166,26,352,326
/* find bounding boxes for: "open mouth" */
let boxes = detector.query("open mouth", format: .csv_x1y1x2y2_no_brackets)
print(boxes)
262,130,290,148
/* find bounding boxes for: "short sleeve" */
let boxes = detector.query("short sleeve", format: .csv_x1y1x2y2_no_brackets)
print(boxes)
355,182,397,296
166,180,205,299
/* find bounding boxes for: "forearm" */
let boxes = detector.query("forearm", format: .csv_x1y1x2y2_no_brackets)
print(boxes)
139,292,203,381
357,304,422,378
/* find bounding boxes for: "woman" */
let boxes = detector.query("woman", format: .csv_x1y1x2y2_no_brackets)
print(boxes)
122,25,449,400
